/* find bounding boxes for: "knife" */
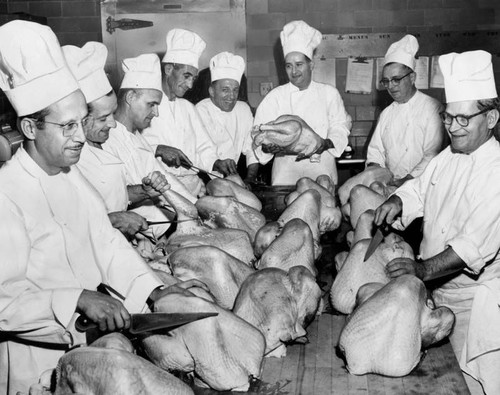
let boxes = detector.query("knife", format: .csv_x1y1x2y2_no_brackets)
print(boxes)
147,218,198,226
180,159,224,179
75,312,218,334
363,225,387,261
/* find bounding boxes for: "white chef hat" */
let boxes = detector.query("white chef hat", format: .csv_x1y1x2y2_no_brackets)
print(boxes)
210,52,245,83
384,34,419,70
280,20,322,59
120,53,162,92
0,20,79,116
439,50,497,103
162,28,206,69
63,42,112,104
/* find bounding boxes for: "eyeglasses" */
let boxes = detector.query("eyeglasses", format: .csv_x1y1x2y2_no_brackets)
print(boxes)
439,108,490,127
379,71,413,88
31,115,94,137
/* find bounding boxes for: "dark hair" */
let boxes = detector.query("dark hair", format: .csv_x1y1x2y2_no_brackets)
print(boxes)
117,88,143,103
88,89,115,114
18,107,51,130
384,62,414,74
477,97,500,111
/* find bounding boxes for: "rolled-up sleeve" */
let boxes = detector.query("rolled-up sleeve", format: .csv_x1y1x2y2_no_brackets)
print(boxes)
325,88,351,158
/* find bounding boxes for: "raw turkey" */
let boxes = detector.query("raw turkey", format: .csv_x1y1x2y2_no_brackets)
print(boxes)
339,275,455,377
256,218,316,275
252,114,324,159
254,221,281,258
285,176,342,233
338,166,394,206
162,188,256,265
206,175,262,211
233,266,322,357
330,233,414,314
169,245,255,309
141,289,265,392
196,195,266,242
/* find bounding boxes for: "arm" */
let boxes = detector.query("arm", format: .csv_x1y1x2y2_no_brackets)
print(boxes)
325,87,351,157
155,144,193,168
189,105,220,172
366,114,387,168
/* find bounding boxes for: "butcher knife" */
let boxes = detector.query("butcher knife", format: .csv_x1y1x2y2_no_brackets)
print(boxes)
180,159,224,179
363,225,387,262
75,312,218,334
147,218,198,226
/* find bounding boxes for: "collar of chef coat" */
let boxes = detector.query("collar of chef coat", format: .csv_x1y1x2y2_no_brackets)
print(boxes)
458,136,499,163
14,146,55,179
84,143,124,165
390,89,420,107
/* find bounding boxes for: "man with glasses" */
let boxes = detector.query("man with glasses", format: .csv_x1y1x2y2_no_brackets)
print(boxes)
367,35,445,187
374,50,500,394
142,29,237,197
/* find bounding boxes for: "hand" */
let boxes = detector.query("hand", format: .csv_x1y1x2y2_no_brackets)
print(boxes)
243,177,255,190
388,175,413,188
373,194,403,227
76,289,131,332
386,257,424,279
108,211,148,239
315,138,334,155
156,145,192,168
262,143,283,154
148,279,211,303
142,171,170,198
212,159,238,176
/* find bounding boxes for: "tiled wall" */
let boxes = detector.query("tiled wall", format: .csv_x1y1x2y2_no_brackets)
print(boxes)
0,0,101,122
246,0,500,152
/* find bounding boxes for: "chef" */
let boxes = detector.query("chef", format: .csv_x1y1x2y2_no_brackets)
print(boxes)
195,52,258,184
0,21,203,395
102,53,197,205
366,34,445,187
142,28,237,196
374,50,500,394
64,42,173,242
250,20,351,186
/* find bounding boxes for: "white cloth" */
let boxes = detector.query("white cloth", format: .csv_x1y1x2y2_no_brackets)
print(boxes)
0,21,79,116
120,53,162,91
142,93,220,192
393,137,500,393
251,81,351,185
195,98,254,165
63,42,111,104
439,50,497,103
280,20,322,59
384,34,418,70
102,121,197,202
366,90,445,179
0,148,163,395
162,29,206,69
76,144,171,238
210,52,245,83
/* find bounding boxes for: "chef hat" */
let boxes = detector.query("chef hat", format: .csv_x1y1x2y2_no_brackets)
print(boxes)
63,42,112,104
210,52,245,83
384,34,419,70
439,50,497,103
0,20,79,116
120,53,162,92
162,28,206,69
280,20,322,59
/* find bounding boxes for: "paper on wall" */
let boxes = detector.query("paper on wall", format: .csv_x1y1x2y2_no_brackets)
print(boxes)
313,57,336,87
430,55,444,88
415,56,429,90
375,57,385,91
346,57,373,94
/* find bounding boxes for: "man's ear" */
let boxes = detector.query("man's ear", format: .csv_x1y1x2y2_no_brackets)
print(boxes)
208,85,214,99
487,108,500,129
19,118,37,141
125,90,136,106
410,71,417,85
309,60,315,71
163,64,173,77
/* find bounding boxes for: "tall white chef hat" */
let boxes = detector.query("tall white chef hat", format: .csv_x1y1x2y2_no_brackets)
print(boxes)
210,52,245,83
120,53,162,92
0,20,79,116
384,34,419,70
162,28,206,69
280,20,322,59
439,50,497,103
63,42,112,104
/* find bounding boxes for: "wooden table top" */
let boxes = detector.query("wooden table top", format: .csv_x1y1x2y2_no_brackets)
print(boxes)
193,313,470,395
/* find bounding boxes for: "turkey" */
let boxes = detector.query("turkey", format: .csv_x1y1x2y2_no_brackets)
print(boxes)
233,266,322,357
330,233,414,314
338,166,394,206
195,195,266,243
206,175,262,211
168,245,255,309
252,114,324,159
141,289,265,392
338,275,455,377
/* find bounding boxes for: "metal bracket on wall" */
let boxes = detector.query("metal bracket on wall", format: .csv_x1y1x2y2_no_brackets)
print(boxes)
106,16,153,34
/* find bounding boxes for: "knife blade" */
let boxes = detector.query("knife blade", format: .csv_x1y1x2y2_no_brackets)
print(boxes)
180,159,224,179
363,226,385,261
147,218,198,226
75,312,218,334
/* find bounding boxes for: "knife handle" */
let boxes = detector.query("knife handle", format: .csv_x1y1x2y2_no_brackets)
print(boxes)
75,315,98,332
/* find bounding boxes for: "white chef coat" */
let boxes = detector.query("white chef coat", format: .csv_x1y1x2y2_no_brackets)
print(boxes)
251,81,351,186
195,98,254,165
393,137,500,392
367,90,445,179
102,121,198,202
142,93,220,182
76,143,171,238
0,148,163,395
